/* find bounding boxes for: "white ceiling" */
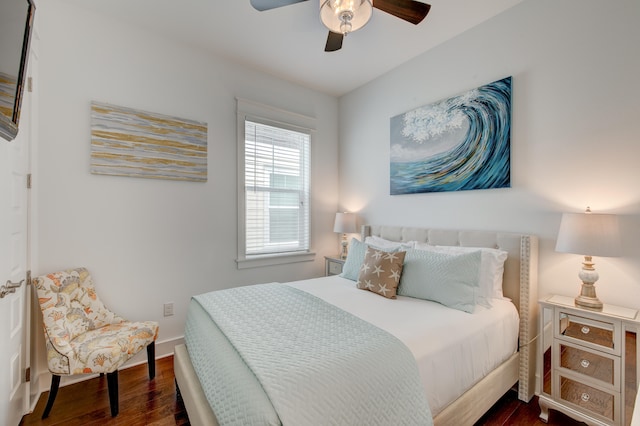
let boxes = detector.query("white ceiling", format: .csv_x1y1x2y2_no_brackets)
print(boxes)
58,0,523,97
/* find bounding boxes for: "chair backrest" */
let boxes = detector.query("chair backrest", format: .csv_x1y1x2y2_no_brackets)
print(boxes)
34,267,124,351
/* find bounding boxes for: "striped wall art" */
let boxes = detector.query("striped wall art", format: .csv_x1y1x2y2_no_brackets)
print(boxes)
90,102,208,182
0,72,17,121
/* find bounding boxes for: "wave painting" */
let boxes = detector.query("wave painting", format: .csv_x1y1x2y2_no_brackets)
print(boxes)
91,102,208,182
390,77,511,194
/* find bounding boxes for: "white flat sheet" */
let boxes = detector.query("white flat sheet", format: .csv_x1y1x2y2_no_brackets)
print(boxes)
286,275,520,416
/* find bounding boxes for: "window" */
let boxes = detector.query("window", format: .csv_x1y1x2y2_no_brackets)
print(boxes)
237,99,315,268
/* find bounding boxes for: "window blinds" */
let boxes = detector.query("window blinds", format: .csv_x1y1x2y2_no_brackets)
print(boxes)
244,119,310,256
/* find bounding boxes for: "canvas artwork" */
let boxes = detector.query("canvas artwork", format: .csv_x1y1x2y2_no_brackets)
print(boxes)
0,72,17,121
390,77,511,195
90,102,208,182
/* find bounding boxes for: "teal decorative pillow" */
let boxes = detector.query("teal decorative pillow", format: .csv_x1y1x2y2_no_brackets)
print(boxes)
412,243,508,307
340,238,368,281
398,249,482,313
340,238,408,281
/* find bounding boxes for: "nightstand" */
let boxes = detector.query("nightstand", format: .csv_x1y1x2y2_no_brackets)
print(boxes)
538,295,639,425
324,256,345,276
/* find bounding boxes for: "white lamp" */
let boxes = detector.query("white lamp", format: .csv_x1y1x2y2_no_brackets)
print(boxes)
320,0,373,35
333,212,357,259
555,207,621,310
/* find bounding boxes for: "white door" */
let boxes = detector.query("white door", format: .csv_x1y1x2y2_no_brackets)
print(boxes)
0,72,32,424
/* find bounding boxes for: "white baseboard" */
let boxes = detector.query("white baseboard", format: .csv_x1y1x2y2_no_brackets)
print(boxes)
30,335,185,412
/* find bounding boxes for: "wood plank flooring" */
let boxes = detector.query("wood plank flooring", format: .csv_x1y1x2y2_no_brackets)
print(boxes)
20,356,189,426
20,355,587,426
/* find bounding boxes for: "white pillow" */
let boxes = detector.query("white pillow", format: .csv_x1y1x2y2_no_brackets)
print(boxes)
413,242,508,303
364,235,416,250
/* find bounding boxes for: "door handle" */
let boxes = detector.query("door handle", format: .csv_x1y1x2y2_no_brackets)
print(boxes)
0,279,24,298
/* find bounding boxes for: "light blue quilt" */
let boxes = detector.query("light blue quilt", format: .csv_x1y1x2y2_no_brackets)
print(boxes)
186,283,433,425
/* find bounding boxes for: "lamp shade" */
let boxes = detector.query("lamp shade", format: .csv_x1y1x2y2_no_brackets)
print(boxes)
333,212,357,234
555,209,621,257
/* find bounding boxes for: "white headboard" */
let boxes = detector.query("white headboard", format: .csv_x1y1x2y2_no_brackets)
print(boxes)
362,225,539,401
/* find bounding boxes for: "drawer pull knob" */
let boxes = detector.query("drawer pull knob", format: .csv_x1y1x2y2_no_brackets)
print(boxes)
581,393,590,402
581,359,590,368
581,326,590,334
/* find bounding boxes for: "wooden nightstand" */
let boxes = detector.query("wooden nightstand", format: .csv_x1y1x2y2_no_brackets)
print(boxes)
324,256,345,276
538,295,639,425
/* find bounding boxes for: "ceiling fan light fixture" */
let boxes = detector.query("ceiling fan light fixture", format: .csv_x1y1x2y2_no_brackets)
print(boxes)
320,0,373,35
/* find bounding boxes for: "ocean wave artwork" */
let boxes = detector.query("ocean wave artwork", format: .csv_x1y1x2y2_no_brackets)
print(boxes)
91,102,208,182
390,77,511,194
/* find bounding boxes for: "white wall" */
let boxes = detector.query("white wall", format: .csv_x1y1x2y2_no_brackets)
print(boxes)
338,0,640,307
35,0,339,377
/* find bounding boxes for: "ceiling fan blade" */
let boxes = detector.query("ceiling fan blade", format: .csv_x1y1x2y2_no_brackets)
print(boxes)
373,0,431,25
325,31,344,52
250,0,308,12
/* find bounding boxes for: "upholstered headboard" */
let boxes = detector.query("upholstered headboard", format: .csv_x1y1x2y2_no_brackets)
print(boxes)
361,225,539,401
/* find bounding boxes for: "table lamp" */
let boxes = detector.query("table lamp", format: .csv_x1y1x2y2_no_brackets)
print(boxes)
555,207,621,310
333,212,357,259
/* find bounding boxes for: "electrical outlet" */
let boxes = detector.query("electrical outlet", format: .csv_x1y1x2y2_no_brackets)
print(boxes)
163,302,174,317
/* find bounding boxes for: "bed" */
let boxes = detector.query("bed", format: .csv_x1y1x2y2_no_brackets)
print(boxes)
174,225,539,425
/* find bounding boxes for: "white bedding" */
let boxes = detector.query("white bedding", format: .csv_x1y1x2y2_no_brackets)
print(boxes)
286,274,520,417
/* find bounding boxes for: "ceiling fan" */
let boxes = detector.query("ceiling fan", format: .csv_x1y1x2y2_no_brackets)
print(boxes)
250,0,431,52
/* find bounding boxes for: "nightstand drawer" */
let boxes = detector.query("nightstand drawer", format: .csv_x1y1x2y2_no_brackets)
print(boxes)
325,256,345,276
328,260,343,275
557,310,619,355
557,341,619,389
558,374,619,423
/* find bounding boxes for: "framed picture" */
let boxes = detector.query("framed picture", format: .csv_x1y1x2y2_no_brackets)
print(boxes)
90,102,208,182
390,77,511,194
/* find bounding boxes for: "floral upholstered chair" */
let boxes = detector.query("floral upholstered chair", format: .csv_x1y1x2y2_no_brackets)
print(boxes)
34,267,159,418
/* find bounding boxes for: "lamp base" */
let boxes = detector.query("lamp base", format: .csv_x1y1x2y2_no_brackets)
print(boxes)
574,282,603,311
340,236,348,260
573,257,603,311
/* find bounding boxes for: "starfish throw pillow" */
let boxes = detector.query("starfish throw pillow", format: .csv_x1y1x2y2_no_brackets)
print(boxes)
356,247,406,299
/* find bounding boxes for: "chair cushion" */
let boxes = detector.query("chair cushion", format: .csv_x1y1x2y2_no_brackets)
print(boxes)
69,321,159,374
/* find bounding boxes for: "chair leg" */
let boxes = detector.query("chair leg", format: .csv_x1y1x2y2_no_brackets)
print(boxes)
147,341,156,380
42,374,61,419
175,379,182,399
107,370,119,417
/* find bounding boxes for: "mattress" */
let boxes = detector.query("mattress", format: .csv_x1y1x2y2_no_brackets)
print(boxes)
286,275,520,416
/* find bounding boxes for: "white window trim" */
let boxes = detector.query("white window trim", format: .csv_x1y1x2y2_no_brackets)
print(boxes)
236,98,316,269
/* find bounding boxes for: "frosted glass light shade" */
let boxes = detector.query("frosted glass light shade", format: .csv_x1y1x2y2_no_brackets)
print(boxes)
320,0,373,35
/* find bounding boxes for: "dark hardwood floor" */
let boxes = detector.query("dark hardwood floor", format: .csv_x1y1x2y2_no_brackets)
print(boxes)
20,356,189,426
21,355,586,426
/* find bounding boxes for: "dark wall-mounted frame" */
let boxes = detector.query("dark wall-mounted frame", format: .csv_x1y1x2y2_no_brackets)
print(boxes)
0,0,36,142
